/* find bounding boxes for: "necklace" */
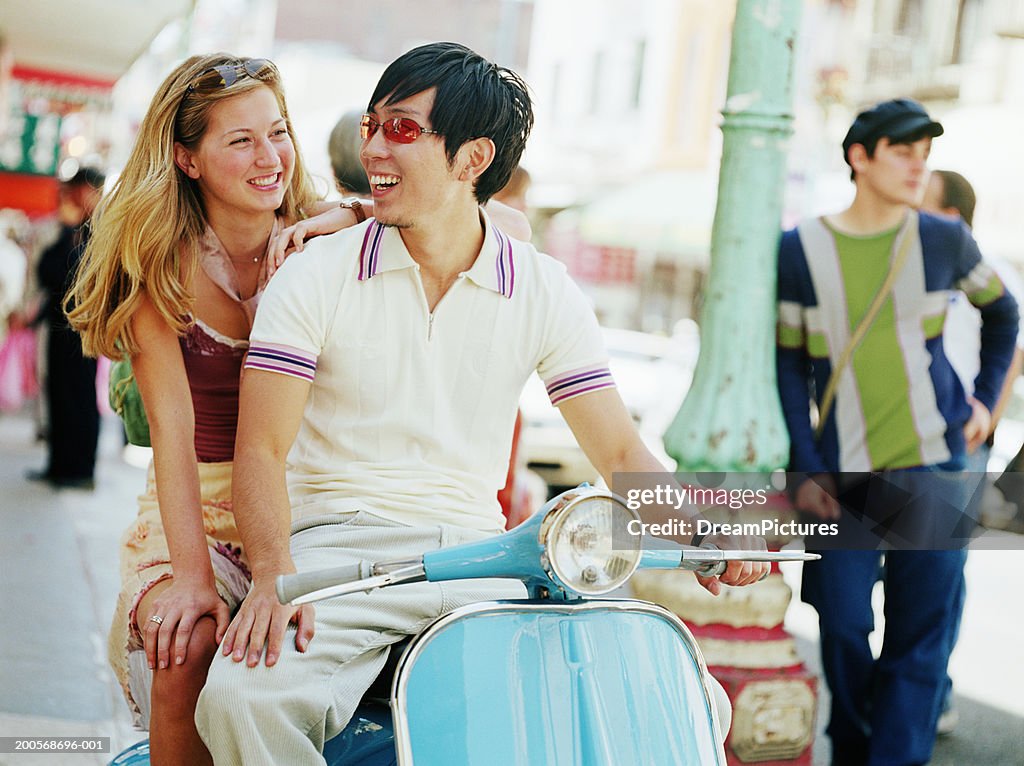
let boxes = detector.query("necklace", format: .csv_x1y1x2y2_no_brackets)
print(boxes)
216,220,276,266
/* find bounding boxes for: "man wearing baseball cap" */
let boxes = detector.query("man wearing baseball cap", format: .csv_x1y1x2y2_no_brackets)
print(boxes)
841,98,943,175
776,99,1018,764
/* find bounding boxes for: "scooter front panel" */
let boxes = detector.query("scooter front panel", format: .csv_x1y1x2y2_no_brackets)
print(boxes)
392,600,725,766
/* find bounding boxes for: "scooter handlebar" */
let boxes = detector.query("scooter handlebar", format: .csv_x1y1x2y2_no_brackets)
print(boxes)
276,544,820,605
675,547,820,580
276,563,371,605
692,559,729,578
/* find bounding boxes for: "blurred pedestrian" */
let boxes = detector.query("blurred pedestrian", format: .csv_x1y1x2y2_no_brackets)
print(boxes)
0,212,34,413
492,164,534,524
776,99,1019,765
922,170,1024,489
25,168,105,490
491,163,531,214
65,54,370,766
920,169,1024,736
0,211,28,345
327,109,372,196
923,170,1024,522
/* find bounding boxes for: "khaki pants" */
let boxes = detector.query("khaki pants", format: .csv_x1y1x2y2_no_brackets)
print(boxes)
111,461,249,729
195,511,525,766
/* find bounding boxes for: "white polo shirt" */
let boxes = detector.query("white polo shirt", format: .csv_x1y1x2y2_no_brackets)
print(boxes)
245,210,614,533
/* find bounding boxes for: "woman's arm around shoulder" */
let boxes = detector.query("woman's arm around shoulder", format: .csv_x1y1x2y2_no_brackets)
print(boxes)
267,199,375,278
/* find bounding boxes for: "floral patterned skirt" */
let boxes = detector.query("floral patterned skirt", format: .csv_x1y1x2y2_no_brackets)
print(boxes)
109,461,251,729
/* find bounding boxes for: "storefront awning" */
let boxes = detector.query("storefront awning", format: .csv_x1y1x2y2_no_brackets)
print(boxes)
1,0,194,87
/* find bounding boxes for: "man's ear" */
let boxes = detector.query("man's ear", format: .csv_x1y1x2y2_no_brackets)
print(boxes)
456,137,495,183
847,143,869,175
173,142,201,179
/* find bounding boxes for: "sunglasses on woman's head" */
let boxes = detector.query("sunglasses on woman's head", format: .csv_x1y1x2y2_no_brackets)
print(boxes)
359,114,440,144
185,58,279,96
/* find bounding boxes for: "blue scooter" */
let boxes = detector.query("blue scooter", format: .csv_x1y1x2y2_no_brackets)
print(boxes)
111,486,816,765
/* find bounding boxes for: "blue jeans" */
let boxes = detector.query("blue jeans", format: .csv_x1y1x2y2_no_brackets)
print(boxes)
939,445,989,713
802,465,969,765
803,549,966,765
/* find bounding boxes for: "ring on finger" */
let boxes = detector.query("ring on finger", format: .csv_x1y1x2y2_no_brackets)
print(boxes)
149,615,164,625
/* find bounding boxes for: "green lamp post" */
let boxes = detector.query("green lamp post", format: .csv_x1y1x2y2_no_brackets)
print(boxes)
634,4,820,763
663,0,802,476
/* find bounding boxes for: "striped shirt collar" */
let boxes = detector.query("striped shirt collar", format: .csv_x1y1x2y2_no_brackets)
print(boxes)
357,208,517,298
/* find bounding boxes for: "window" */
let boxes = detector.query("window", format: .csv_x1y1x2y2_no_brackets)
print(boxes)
590,51,605,114
951,0,983,64
631,40,646,109
550,61,561,118
897,0,923,36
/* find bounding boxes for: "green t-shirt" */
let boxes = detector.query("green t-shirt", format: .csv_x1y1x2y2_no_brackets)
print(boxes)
830,222,922,469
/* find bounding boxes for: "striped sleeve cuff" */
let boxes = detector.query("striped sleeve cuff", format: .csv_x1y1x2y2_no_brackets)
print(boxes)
244,342,317,382
777,300,805,349
959,261,1006,307
544,365,616,406
777,323,805,349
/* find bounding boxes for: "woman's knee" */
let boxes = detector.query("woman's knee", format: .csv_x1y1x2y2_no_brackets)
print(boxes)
151,618,219,709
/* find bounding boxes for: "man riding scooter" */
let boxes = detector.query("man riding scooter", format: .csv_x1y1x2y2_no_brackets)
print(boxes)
194,42,769,765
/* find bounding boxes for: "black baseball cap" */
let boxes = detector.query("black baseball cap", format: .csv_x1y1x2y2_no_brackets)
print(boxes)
842,98,943,165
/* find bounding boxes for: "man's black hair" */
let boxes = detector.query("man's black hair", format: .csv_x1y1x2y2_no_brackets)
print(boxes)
932,169,976,228
367,42,534,204
847,125,936,180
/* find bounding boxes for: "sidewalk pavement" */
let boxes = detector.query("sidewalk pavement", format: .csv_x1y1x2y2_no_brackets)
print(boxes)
0,412,142,765
782,540,1024,765
1,408,1022,765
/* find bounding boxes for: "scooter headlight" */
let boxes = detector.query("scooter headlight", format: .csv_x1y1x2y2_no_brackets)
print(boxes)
541,488,642,595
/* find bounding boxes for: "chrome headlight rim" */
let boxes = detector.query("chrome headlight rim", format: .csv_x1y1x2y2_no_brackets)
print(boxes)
539,486,643,596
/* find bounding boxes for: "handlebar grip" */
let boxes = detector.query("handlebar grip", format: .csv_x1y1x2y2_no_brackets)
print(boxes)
693,560,728,578
276,564,367,605
693,559,771,581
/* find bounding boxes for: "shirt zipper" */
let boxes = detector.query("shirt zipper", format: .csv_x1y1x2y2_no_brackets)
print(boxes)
424,274,465,341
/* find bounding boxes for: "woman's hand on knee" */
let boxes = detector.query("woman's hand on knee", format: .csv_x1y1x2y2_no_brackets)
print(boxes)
143,579,230,671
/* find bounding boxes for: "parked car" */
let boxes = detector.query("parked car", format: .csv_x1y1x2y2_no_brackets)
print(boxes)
519,324,699,495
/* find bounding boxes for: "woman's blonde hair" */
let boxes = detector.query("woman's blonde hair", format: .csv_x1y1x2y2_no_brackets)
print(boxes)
67,53,320,359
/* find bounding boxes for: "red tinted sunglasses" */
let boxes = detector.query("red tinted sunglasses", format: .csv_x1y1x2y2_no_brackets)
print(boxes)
359,114,440,144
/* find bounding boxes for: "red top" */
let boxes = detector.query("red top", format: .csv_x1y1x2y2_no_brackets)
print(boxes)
183,218,280,461
180,320,246,463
